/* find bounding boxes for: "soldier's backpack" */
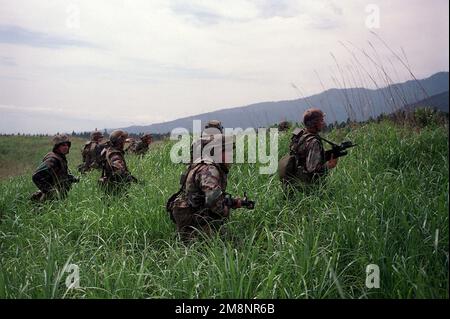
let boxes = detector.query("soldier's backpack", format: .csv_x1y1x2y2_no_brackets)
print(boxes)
278,154,297,183
278,128,305,183
166,163,204,223
81,141,88,158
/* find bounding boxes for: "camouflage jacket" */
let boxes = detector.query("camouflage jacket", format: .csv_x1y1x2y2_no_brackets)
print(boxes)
100,146,137,184
32,151,75,194
175,162,228,217
128,140,149,155
80,141,103,169
289,129,328,180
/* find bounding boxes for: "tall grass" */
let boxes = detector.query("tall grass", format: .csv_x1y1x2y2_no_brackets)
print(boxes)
0,121,447,298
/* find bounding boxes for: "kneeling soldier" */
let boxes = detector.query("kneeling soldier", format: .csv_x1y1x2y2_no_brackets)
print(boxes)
78,130,105,173
126,133,152,156
31,134,79,202
98,130,138,194
167,134,254,242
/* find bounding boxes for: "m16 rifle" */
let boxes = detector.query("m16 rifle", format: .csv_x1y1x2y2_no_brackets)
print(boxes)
320,136,357,161
223,192,255,209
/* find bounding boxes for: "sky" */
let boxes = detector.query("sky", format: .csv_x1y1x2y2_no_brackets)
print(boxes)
0,0,448,134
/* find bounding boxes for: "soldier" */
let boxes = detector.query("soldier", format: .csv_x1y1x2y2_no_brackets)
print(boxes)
98,129,139,194
167,135,254,242
190,120,224,163
288,108,338,185
278,121,291,132
78,130,105,173
31,134,79,202
125,133,152,156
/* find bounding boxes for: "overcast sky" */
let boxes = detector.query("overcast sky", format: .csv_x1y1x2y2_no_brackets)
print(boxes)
0,0,448,134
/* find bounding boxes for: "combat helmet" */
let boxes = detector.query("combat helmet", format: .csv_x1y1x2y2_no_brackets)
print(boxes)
109,130,128,145
52,133,71,150
204,120,223,133
192,133,235,164
90,130,104,140
141,133,152,143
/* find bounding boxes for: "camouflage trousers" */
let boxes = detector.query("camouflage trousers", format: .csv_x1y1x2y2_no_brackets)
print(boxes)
171,198,225,242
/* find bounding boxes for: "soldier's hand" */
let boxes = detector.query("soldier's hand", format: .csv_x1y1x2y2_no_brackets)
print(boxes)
127,175,139,183
326,154,338,169
223,205,230,218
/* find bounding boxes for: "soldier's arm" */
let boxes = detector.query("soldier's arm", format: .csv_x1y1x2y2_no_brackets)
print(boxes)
305,140,328,174
32,158,57,193
109,153,137,182
197,166,227,215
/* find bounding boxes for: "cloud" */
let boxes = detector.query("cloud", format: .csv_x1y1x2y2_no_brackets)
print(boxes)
169,0,259,24
0,56,16,66
0,24,97,49
0,103,166,134
0,0,447,134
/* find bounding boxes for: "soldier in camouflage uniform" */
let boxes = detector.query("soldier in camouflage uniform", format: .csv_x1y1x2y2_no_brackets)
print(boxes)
78,130,105,173
190,120,224,163
289,108,338,185
125,133,152,156
30,134,79,202
98,129,139,194
167,134,252,242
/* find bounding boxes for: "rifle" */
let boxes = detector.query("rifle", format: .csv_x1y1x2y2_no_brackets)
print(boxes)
320,136,357,161
223,192,255,210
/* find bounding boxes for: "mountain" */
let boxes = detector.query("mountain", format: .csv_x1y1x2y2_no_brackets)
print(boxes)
119,72,449,134
403,91,449,113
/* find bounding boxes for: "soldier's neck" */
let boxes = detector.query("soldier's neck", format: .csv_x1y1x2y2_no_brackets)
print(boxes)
306,128,319,135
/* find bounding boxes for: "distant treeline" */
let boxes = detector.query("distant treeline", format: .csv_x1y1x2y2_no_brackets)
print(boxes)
1,107,447,138
277,107,449,132
0,130,171,140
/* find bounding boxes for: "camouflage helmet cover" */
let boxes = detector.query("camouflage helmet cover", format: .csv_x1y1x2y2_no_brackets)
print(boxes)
141,133,152,142
90,130,104,139
109,129,128,144
52,134,71,148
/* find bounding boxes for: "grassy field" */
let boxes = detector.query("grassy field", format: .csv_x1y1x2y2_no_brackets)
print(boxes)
0,121,448,298
0,136,85,180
